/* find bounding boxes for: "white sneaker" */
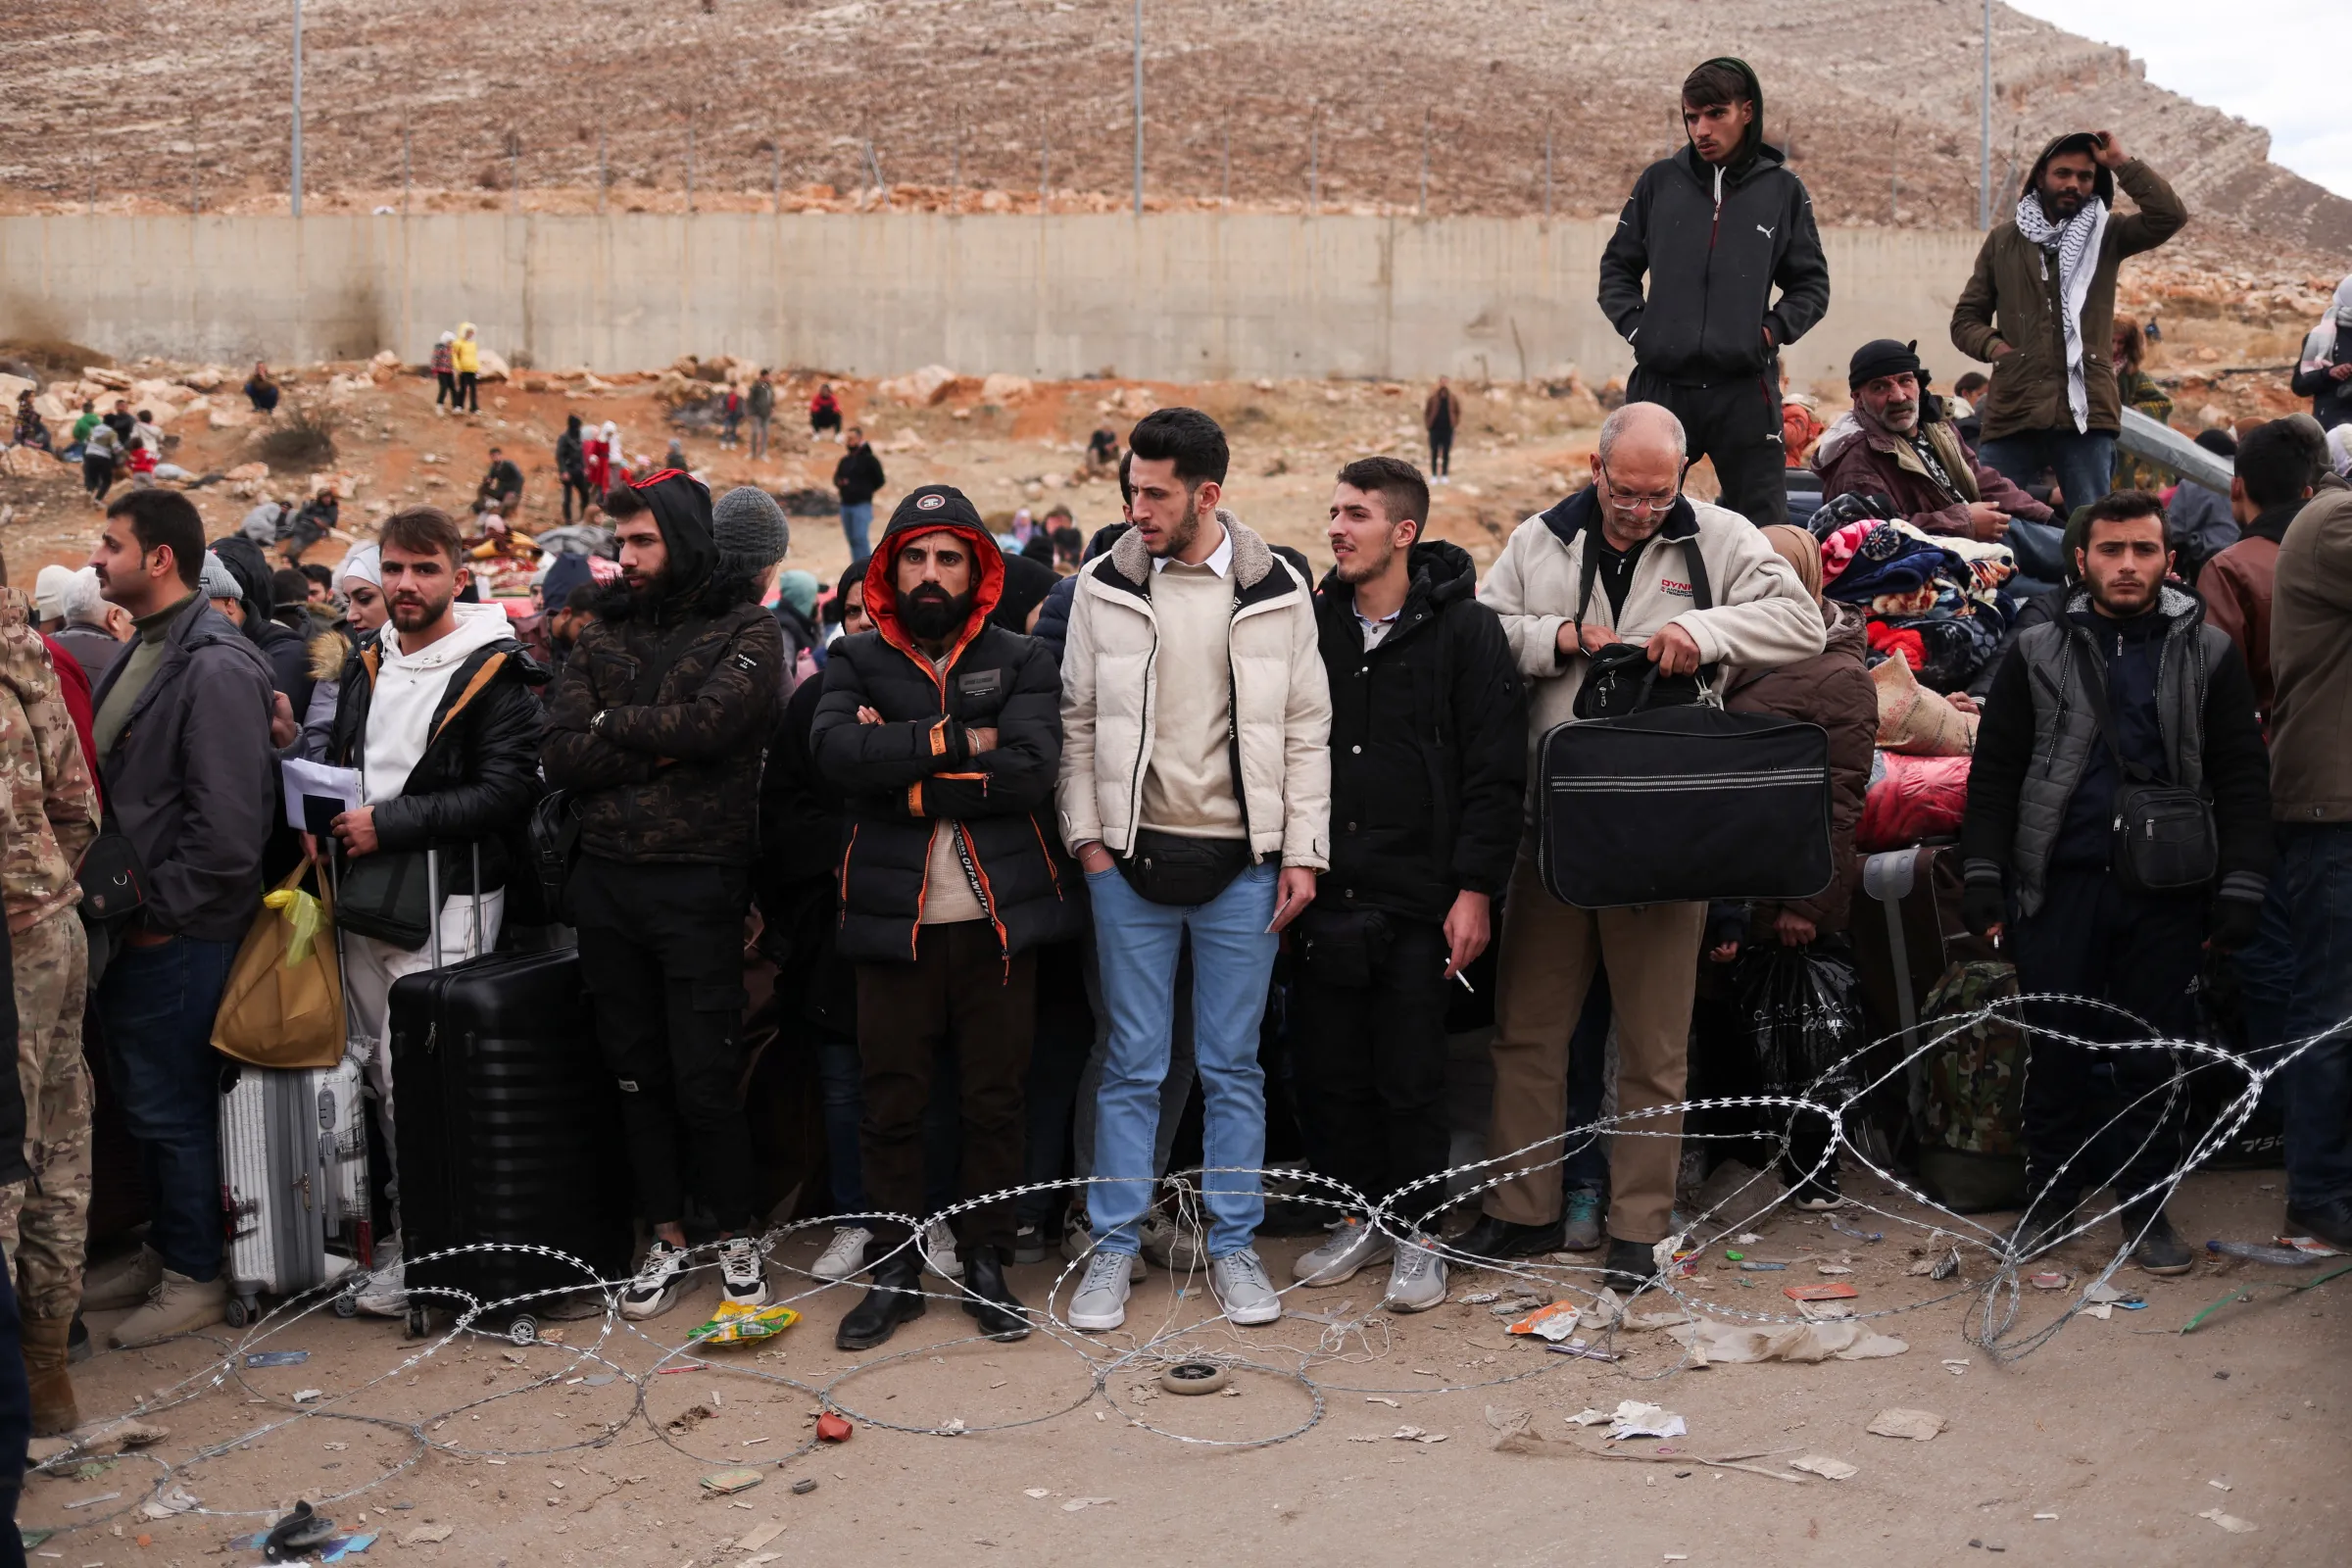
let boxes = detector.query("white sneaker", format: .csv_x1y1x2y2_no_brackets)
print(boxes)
1208,1249,1283,1327
811,1226,871,1282
1292,1217,1394,1285
1066,1250,1133,1332
354,1240,408,1317
920,1221,963,1281
1383,1236,1447,1313
719,1237,769,1308
619,1239,687,1321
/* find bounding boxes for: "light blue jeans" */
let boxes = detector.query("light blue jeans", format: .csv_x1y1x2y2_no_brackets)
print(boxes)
841,502,873,564
1084,860,1279,1258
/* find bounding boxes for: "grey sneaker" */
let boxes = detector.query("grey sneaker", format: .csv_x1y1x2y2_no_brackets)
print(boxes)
1292,1218,1394,1285
1560,1186,1603,1252
1208,1249,1283,1327
82,1246,164,1312
1383,1236,1447,1313
1066,1251,1134,1332
1140,1209,1209,1274
353,1240,408,1318
1062,1213,1145,1282
810,1226,871,1282
109,1269,227,1348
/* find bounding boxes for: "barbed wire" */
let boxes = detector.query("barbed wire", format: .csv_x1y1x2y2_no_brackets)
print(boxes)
27,990,2332,1538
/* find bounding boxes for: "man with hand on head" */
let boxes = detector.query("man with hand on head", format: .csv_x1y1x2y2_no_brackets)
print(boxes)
1055,407,1331,1333
812,485,1075,1350
1472,403,1825,1287
1291,457,1523,1310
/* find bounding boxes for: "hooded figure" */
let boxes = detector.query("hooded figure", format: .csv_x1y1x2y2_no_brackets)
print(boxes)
209,534,314,711
1595,56,1831,526
990,549,1057,636
808,483,1076,1349
2292,273,2352,432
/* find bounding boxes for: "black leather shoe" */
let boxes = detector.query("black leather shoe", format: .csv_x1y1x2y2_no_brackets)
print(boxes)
835,1251,926,1351
1600,1238,1657,1291
2286,1198,2352,1254
2127,1206,2193,1276
960,1247,1032,1342
1451,1213,1565,1262
2005,1186,2084,1263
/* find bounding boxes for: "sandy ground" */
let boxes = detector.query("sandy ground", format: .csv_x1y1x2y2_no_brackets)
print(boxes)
21,1166,2351,1567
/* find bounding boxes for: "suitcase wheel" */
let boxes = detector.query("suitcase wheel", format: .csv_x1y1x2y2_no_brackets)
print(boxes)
224,1296,253,1330
507,1315,537,1348
333,1291,359,1320
405,1305,432,1340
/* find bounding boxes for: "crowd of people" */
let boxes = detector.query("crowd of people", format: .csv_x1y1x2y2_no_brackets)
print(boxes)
1,62,2349,1491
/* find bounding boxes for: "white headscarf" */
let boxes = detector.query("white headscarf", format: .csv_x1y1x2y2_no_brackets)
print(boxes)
336,543,381,589
2299,273,2352,376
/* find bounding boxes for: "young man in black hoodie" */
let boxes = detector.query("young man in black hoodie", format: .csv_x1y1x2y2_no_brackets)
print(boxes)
1292,457,1524,1309
1959,490,2271,1274
810,485,1076,1349
541,473,787,1321
1597,58,1830,528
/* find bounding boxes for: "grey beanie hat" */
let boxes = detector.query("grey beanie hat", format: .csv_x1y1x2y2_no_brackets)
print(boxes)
712,486,790,576
197,550,243,605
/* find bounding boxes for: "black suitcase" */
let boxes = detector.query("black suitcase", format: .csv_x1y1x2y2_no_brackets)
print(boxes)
389,935,631,1342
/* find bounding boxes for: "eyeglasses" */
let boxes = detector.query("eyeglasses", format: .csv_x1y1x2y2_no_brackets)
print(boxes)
1597,460,1688,516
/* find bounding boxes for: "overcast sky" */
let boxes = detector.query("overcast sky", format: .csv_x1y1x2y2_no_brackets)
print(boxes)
2007,0,2349,199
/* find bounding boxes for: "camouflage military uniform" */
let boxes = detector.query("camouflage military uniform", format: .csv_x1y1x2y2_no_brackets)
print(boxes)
0,587,101,1316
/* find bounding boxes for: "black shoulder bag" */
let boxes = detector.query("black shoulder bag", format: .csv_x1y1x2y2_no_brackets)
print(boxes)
2072,639,2218,895
1569,518,1709,719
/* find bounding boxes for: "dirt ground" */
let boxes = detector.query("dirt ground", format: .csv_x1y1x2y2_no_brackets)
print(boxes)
22,1165,2350,1567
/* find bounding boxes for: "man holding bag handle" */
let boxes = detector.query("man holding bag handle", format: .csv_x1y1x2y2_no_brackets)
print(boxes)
1471,403,1823,1288
1959,489,2271,1274
318,506,545,1318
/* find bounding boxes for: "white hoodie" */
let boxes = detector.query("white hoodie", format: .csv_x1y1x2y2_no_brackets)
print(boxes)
363,601,514,806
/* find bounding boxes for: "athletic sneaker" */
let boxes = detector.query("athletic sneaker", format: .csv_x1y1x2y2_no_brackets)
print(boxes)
1292,1218,1394,1285
1208,1249,1283,1327
1012,1223,1047,1265
811,1226,872,1282
1061,1212,1146,1282
353,1240,409,1318
619,1239,688,1321
1066,1250,1134,1332
719,1237,770,1308
1383,1236,1447,1313
1560,1186,1604,1252
1139,1209,1208,1274
920,1221,963,1281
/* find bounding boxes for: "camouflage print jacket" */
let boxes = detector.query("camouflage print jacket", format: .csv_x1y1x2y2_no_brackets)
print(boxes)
0,588,100,933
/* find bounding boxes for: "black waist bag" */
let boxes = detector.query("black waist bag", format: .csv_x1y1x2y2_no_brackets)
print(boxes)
2073,641,2218,895
1118,829,1253,907
1539,704,1835,909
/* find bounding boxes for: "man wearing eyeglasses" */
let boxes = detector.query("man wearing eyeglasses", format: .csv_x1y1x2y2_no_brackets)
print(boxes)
1469,402,1826,1288
1597,58,1830,527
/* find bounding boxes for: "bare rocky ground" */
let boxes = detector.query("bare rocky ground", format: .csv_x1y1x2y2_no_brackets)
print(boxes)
21,1167,2351,1567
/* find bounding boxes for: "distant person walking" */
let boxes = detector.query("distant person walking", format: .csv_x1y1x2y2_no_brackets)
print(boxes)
747,369,775,461
833,426,885,565
1596,57,1830,527
1950,130,2186,512
1423,377,1462,481
452,323,482,414
809,383,843,438
430,332,459,413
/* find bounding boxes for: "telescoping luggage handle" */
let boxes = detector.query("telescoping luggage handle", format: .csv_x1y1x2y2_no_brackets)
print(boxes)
1862,849,1920,1053
420,843,487,972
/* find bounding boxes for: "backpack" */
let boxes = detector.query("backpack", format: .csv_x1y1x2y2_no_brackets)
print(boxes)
1907,958,2028,1212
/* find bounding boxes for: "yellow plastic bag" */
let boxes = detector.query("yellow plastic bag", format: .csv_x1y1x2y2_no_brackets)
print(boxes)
688,1300,801,1347
213,862,345,1070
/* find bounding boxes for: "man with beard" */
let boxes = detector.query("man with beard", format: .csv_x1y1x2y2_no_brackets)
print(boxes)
1959,490,2270,1274
810,487,1075,1349
1290,457,1523,1309
316,507,545,1317
1597,59,1831,526
542,474,787,1321
1813,340,2054,543
1952,130,2187,512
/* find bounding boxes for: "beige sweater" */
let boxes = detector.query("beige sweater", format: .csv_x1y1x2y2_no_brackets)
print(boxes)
1138,556,1246,839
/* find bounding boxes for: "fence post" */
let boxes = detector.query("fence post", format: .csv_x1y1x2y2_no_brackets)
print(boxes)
951,128,960,210
1419,108,1430,218
1041,125,1051,213
402,126,412,216
772,143,781,214
1543,116,1552,222
1221,124,1230,206
686,122,696,213
509,131,520,216
1308,108,1318,215
598,128,607,215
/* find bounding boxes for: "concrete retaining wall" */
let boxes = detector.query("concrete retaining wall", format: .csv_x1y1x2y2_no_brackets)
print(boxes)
0,212,1985,388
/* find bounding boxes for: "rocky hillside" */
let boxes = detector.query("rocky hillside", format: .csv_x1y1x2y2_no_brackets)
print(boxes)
7,1,2345,260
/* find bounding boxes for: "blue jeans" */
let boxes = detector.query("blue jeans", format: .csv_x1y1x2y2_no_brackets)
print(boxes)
1086,860,1280,1258
96,935,238,1281
815,1031,957,1219
2257,825,2352,1209
1977,428,2117,516
841,503,873,564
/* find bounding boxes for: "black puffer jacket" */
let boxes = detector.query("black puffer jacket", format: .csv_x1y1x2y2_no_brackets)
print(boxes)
811,487,1077,963
541,471,784,863
212,534,317,713
1314,539,1526,923
325,629,547,894
1595,57,1830,383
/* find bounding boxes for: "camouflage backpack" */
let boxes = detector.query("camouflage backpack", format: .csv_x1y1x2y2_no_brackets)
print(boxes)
1908,959,2028,1211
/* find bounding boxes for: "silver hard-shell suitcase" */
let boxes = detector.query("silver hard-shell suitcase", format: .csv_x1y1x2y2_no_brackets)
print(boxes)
219,1054,370,1326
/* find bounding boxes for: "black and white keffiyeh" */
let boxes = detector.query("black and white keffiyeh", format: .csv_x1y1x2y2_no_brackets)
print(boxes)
2013,188,2108,433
